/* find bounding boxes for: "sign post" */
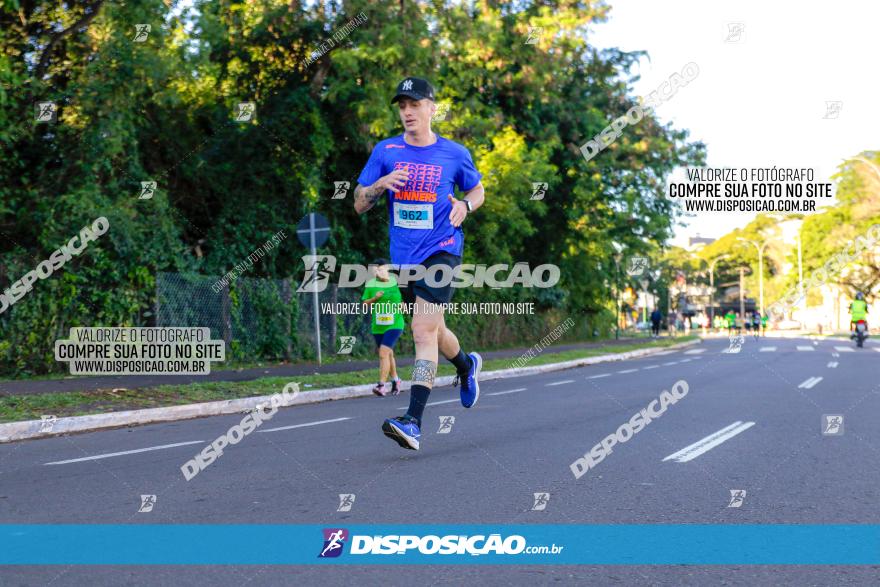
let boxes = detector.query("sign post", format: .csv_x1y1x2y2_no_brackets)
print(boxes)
296,213,330,365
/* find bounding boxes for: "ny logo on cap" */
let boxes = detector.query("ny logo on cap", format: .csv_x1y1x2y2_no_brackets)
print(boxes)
402,79,413,91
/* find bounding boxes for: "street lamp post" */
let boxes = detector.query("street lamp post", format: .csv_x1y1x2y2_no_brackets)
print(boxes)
642,269,660,330
737,238,770,316
614,256,621,340
708,254,731,326
611,242,623,340
796,234,804,312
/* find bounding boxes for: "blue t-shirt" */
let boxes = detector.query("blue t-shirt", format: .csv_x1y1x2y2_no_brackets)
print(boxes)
357,134,482,266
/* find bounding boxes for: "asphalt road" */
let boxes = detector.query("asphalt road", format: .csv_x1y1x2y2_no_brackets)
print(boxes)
2,335,879,585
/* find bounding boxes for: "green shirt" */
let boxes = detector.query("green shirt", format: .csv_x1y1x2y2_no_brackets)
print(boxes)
725,312,736,326
362,277,405,333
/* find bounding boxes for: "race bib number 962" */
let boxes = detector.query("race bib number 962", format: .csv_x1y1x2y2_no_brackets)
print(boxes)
393,203,433,229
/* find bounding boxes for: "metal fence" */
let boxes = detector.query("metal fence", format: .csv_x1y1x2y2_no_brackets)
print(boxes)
156,272,379,362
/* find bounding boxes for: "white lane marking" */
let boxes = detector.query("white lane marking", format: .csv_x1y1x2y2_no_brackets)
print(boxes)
546,379,575,386
797,376,823,389
44,440,206,466
679,358,692,363
684,349,706,355
662,421,756,463
833,346,854,353
662,361,679,366
587,373,611,379
651,351,677,356
259,417,351,433
874,348,880,353
643,365,660,370
616,369,638,374
832,352,840,357
398,399,459,410
827,362,838,368
488,388,526,396
759,346,777,352
796,346,815,351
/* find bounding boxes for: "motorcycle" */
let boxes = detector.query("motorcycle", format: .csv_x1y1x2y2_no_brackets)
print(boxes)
854,319,869,348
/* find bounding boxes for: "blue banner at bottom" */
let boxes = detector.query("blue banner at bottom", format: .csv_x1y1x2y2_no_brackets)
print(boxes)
2,525,878,565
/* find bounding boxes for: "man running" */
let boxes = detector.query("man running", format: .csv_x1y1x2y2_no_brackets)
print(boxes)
362,258,405,396
354,77,485,451
725,309,736,336
650,307,662,338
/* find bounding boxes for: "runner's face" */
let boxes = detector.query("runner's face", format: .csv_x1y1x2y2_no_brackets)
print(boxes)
375,265,389,280
397,98,434,134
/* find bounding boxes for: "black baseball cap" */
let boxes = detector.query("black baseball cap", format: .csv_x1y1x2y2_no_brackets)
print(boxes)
391,77,435,104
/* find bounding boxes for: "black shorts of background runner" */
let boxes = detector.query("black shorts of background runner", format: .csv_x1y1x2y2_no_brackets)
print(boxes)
399,252,461,306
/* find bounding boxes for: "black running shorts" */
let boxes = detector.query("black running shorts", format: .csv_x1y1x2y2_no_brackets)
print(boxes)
399,252,461,306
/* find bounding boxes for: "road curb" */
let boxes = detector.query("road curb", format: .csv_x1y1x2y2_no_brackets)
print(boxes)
0,339,700,443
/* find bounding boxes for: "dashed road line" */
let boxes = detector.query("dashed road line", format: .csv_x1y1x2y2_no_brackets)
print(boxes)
398,399,458,410
488,388,526,396
259,417,351,433
662,421,756,463
797,376,823,390
546,379,575,386
759,346,777,352
44,440,206,466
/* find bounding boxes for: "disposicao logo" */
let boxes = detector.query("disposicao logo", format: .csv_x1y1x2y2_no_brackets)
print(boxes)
319,528,348,558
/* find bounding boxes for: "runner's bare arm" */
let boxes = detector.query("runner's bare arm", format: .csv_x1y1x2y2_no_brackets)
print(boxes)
362,291,385,306
354,183,386,214
462,182,485,212
448,182,485,227
354,168,409,214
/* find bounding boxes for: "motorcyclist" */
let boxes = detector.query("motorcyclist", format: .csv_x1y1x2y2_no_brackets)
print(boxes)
849,292,869,339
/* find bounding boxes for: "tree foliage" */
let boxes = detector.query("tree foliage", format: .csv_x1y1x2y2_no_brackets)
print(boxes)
0,0,704,375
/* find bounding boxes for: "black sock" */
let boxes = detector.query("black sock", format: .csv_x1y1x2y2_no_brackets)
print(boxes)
448,349,472,374
406,385,431,426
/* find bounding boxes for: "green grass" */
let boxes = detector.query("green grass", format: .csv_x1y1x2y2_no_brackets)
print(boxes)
0,336,696,424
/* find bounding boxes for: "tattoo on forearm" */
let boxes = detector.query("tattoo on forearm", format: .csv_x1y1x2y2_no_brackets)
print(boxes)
411,359,437,387
355,184,383,209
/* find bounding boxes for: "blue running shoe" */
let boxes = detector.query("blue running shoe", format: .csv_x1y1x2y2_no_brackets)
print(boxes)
382,416,420,450
456,351,482,408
